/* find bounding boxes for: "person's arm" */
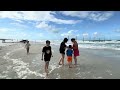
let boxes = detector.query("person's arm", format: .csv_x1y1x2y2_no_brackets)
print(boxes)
71,50,73,57
41,52,44,60
61,42,67,49
66,50,68,56
41,47,44,60
72,43,78,49
50,46,53,57
64,44,68,49
25,44,27,48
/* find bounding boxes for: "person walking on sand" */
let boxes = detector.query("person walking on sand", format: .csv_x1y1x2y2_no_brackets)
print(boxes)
66,45,73,68
25,41,31,55
58,38,68,65
71,38,80,66
41,40,53,76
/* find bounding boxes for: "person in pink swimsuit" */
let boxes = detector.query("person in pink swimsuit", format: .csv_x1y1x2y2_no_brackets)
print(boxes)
71,38,80,66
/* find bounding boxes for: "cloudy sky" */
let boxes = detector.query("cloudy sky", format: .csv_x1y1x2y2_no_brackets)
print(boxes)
0,11,120,40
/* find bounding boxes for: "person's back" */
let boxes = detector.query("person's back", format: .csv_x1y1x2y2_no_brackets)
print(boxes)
25,42,30,48
66,45,73,68
67,48,73,57
73,41,78,50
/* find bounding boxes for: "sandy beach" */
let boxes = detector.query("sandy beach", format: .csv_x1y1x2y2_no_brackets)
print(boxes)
0,43,120,79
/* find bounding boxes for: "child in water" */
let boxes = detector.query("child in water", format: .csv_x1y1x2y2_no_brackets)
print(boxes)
25,41,31,55
41,40,53,76
66,45,73,68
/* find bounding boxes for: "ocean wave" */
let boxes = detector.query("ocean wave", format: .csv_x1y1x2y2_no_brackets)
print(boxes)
44,40,120,51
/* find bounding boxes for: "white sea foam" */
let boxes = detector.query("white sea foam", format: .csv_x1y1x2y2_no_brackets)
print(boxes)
42,40,120,50
2,46,60,79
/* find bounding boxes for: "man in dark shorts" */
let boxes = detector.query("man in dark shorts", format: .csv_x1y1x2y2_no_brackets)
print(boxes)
41,40,53,76
58,38,68,65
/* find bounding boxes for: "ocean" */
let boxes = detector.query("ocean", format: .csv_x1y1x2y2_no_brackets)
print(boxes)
1,40,120,51
34,40,120,51
0,40,17,47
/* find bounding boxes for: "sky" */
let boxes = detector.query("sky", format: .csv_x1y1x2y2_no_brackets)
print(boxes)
0,11,120,41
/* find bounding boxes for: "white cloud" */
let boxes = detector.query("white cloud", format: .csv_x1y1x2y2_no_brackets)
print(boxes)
0,27,31,39
68,30,78,34
93,32,98,35
93,32,99,37
37,33,43,37
0,28,16,33
10,22,29,29
83,33,89,37
52,29,60,33
61,30,79,37
0,11,79,24
60,11,114,21
60,11,90,18
89,11,113,21
0,28,8,32
114,29,120,33
68,30,74,34
14,19,24,23
76,34,80,36
61,33,69,37
36,21,60,33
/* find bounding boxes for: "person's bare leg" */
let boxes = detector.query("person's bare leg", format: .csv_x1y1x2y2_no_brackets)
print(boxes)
47,61,49,73
69,62,72,68
27,49,28,54
59,54,63,65
59,58,62,65
76,56,78,65
74,56,77,66
47,62,49,69
45,62,47,73
61,54,65,66
27,48,29,55
45,62,48,76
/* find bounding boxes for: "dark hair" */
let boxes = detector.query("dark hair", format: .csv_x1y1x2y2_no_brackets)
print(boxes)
69,45,72,48
63,38,68,43
71,38,75,42
46,40,50,44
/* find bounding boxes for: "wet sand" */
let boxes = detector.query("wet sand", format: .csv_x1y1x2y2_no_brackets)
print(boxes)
0,43,120,79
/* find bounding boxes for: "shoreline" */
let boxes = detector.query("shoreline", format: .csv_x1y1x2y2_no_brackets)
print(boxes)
0,43,120,79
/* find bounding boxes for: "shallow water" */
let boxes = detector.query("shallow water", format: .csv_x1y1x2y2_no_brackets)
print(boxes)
0,43,120,79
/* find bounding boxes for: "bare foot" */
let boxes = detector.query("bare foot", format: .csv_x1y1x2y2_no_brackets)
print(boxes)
59,63,62,65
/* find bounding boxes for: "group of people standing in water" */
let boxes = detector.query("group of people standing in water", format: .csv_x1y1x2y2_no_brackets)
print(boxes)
24,38,80,76
59,38,80,67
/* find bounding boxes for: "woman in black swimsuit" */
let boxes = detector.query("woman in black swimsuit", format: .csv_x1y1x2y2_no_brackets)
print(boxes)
58,38,68,65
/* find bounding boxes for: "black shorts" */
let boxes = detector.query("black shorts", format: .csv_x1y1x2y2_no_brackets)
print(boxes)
44,57,51,62
59,50,65,55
